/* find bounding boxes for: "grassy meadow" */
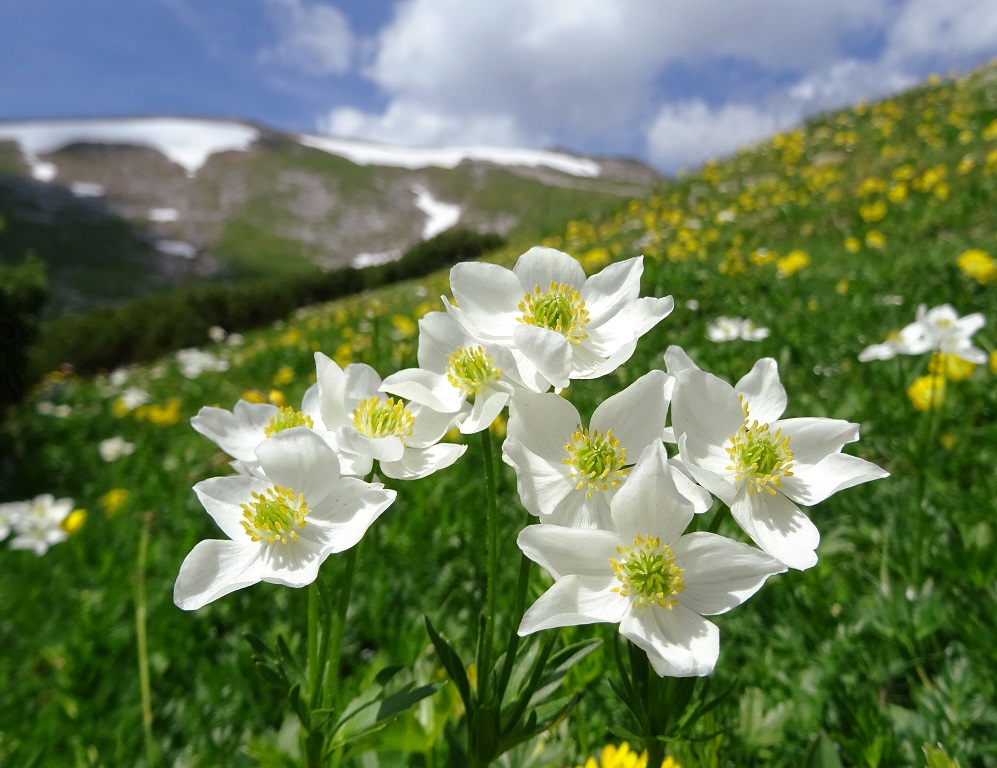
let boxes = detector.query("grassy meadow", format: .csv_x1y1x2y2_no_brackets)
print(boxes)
2,63,997,768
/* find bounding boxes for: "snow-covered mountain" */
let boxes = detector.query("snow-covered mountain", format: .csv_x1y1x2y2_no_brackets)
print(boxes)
0,116,661,312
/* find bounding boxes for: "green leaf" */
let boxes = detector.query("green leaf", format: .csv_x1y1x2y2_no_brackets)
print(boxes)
805,732,843,768
424,616,474,715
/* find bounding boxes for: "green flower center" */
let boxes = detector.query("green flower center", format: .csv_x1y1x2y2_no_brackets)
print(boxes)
726,399,794,495
517,282,590,344
240,485,309,544
263,407,315,437
563,427,629,498
352,396,415,439
446,346,501,396
611,534,685,610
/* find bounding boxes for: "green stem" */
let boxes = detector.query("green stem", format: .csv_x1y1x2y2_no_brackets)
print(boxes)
308,583,320,708
478,429,499,703
134,512,156,767
323,546,359,711
496,512,533,700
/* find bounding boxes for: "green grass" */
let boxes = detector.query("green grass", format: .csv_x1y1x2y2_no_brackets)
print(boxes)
2,65,997,767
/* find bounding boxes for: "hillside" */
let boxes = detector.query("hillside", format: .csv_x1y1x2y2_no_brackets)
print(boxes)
0,117,659,314
1,64,996,767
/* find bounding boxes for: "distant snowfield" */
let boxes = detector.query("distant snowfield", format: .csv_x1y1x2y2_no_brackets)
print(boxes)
298,134,601,178
412,185,461,239
0,118,259,176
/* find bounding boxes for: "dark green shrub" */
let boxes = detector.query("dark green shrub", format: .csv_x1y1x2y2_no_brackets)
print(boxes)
0,251,48,407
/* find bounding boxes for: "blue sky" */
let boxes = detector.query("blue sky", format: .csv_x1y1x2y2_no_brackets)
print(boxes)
2,0,996,172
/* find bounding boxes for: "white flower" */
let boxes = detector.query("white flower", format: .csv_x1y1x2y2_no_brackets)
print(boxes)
208,325,227,343
191,388,338,477
99,436,136,462
174,428,396,610
671,367,889,570
5,494,73,555
109,368,130,387
859,304,986,363
706,317,770,343
517,441,785,677
176,348,230,379
502,369,708,529
379,312,518,434
119,387,150,411
314,352,466,480
443,247,673,392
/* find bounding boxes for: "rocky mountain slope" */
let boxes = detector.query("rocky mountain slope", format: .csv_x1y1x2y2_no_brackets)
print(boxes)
0,117,661,314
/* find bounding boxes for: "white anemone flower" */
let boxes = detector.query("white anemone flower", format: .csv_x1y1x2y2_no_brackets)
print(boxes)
191,387,340,477
5,494,73,555
174,428,395,610
671,368,889,570
379,312,518,434
517,441,786,677
859,304,986,363
502,369,708,529
99,436,136,462
443,247,673,392
314,352,466,480
706,317,769,343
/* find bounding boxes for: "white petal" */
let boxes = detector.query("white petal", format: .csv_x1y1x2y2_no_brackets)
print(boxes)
381,368,464,413
676,433,735,505
416,311,469,372
517,524,621,579
448,262,523,341
513,246,587,293
672,532,785,616
668,457,715,515
571,339,638,380
506,389,580,461
735,358,786,423
671,370,744,469
584,296,674,357
260,538,328,587
194,476,269,540
502,436,571,516
315,352,351,428
407,403,459,447
729,486,819,571
174,540,265,610
545,488,614,530
580,256,643,325
620,603,719,677
256,428,342,507
311,481,396,552
191,402,275,462
778,417,859,465
611,442,693,545
781,453,889,505
663,345,699,374
513,325,572,390
590,369,669,458
335,427,405,463
380,442,467,480
518,575,626,635
458,387,510,434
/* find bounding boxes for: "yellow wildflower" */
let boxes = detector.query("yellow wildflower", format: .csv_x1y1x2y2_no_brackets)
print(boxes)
929,352,976,382
990,350,997,375
60,508,88,534
844,237,861,253
887,183,908,204
269,389,288,407
137,398,182,426
908,375,945,411
101,488,130,517
835,279,850,295
776,250,810,278
983,118,997,141
391,315,418,339
241,390,269,404
865,231,886,250
957,249,997,284
860,201,887,223
957,155,975,175
273,366,295,387
575,742,680,768
940,434,957,450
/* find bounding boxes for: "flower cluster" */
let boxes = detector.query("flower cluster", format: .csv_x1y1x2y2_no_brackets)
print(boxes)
0,494,84,555
177,246,888,681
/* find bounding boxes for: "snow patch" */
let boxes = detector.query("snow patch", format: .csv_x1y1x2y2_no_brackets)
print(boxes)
69,181,104,198
155,239,197,259
0,118,259,176
148,207,179,222
31,160,57,182
352,250,401,268
297,134,600,177
412,185,461,239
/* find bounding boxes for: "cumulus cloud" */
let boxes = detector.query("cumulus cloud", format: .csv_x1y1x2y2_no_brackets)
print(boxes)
260,0,354,76
319,0,997,170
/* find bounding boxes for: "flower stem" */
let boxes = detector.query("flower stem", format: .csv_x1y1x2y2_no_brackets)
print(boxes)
134,512,157,767
323,545,359,711
478,428,499,703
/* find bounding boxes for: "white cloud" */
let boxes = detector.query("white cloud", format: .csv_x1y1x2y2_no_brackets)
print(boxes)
645,101,786,173
320,0,997,171
261,0,354,76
